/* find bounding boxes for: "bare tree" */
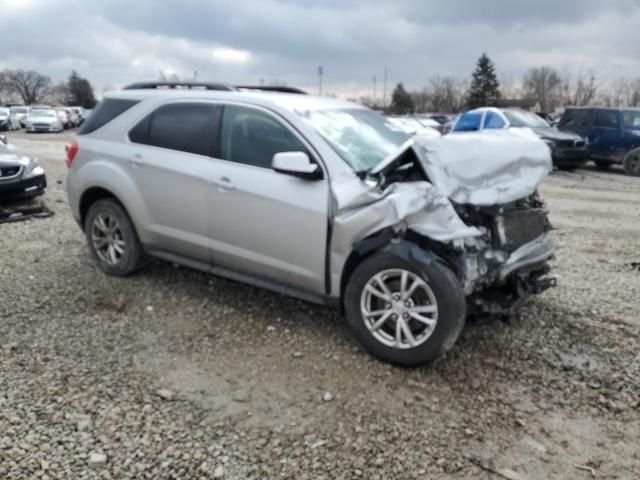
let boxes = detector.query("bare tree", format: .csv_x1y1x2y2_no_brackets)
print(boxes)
607,77,640,107
629,79,640,107
424,76,468,113
411,87,430,113
46,82,70,105
522,66,562,112
2,69,51,104
562,70,601,106
499,73,521,99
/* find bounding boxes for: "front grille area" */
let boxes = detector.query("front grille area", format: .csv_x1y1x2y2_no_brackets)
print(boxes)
33,123,50,128
0,165,21,179
494,209,549,252
556,139,586,149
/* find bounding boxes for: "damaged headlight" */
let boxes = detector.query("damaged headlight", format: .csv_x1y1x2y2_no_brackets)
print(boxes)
543,139,556,151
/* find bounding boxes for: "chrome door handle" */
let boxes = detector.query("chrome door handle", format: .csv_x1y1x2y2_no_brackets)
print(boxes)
213,176,235,190
129,153,144,167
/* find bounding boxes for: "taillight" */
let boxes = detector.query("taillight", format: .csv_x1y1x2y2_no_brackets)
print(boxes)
65,141,78,168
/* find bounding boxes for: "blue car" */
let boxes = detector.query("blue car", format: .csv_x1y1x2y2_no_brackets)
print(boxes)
558,107,640,176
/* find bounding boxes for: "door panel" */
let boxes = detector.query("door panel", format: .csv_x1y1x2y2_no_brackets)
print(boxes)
589,110,622,161
126,145,212,261
207,104,329,294
208,161,329,293
126,102,222,261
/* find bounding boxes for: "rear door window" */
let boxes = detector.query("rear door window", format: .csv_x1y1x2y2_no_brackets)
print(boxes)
558,109,592,129
622,111,640,129
483,111,506,129
593,110,619,129
219,105,307,169
78,98,139,135
129,103,221,156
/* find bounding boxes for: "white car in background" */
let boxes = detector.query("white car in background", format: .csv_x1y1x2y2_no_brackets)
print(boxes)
0,108,21,131
10,106,30,128
24,109,64,133
387,116,441,137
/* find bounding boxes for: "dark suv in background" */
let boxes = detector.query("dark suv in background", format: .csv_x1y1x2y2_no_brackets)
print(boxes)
559,107,640,176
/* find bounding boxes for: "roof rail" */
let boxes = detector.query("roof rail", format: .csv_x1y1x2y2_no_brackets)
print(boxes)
235,85,307,95
123,81,235,91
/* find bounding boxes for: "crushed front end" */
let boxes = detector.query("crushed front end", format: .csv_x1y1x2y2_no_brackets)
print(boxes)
445,191,556,317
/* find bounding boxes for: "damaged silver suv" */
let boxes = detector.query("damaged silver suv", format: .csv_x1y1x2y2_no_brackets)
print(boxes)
66,82,556,367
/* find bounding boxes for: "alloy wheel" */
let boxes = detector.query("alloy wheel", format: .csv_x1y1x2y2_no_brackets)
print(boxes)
360,269,439,349
91,213,126,265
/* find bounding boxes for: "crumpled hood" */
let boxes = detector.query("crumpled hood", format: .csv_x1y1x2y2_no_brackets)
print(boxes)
413,129,552,206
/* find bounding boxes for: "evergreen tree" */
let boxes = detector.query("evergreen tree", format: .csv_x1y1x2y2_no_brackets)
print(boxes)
467,53,501,108
67,71,97,109
390,83,415,114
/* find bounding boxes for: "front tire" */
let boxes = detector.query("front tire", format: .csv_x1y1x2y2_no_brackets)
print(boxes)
85,199,144,276
344,252,466,367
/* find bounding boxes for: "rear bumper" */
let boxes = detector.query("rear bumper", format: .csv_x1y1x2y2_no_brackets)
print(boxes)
0,172,47,200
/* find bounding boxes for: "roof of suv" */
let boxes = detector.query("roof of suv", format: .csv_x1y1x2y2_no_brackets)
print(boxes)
564,106,640,112
107,88,361,113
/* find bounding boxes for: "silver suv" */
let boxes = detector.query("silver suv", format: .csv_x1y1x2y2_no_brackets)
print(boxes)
66,82,556,366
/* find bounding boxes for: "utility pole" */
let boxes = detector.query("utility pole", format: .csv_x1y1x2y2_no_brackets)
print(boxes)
383,67,388,108
373,75,377,105
318,66,323,96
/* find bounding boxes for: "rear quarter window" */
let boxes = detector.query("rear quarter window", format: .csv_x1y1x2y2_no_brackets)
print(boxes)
78,98,139,135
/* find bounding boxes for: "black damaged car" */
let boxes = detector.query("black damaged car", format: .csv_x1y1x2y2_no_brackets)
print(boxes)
0,135,47,201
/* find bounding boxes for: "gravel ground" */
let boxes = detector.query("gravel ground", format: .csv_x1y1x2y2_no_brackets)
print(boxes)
1,130,639,479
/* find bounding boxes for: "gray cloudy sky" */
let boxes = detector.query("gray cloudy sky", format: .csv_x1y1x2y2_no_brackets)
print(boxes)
1,0,640,97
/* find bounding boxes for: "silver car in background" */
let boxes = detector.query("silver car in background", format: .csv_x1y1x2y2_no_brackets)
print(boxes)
9,106,30,128
0,108,21,131
65,82,556,366
25,109,64,133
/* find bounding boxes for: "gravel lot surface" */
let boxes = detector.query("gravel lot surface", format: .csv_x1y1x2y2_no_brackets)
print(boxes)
1,130,639,479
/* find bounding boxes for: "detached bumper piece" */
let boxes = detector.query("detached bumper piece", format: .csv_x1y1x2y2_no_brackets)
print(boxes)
0,201,53,224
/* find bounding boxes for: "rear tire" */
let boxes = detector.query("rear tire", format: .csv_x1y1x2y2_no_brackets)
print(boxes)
85,199,144,277
557,164,578,171
623,148,640,177
344,251,466,367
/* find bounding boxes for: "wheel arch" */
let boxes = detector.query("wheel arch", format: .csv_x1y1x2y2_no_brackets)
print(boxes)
339,229,448,311
79,187,128,229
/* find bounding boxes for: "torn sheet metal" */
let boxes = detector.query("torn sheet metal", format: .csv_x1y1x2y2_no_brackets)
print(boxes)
413,129,552,206
329,173,482,295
